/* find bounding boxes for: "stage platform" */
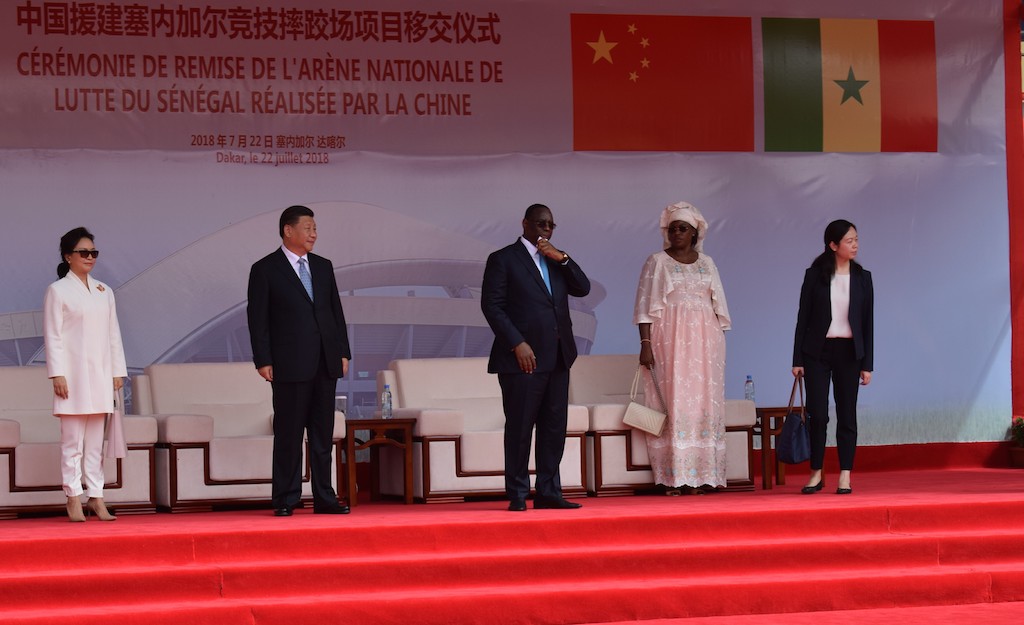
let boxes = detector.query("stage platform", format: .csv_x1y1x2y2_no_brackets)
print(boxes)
1,468,1023,625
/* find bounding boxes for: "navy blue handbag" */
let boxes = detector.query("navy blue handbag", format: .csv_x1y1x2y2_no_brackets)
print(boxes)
777,376,810,464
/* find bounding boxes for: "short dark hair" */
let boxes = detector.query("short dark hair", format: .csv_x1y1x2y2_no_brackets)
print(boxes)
523,203,550,221
279,205,314,238
57,226,94,278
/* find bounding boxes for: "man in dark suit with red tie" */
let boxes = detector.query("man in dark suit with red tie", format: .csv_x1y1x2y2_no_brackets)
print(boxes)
247,205,351,516
481,203,591,511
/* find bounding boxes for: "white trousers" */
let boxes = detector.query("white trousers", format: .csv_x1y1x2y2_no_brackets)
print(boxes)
59,414,106,498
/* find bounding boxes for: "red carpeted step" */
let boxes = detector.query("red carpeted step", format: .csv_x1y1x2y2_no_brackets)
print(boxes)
6,564,1024,625
1,469,1023,625
8,529,1022,603
595,601,1024,625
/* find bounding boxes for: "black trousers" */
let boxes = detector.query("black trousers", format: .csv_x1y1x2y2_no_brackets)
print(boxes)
803,338,861,471
498,362,570,502
270,355,339,509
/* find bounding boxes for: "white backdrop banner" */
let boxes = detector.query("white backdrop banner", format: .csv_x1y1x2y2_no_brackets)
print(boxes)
0,0,1011,444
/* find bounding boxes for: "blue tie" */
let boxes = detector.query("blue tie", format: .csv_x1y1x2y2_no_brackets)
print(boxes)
298,257,313,300
537,252,551,294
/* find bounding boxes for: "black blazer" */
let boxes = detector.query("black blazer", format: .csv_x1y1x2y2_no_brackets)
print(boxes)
481,240,591,374
247,248,351,383
793,264,873,371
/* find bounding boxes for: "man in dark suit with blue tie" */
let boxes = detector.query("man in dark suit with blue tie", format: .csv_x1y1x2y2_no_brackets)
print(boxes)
481,204,591,512
247,205,351,516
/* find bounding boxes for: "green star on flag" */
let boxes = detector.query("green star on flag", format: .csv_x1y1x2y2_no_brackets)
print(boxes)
835,67,869,104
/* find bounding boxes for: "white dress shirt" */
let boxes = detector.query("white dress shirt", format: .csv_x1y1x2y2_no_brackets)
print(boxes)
281,245,311,281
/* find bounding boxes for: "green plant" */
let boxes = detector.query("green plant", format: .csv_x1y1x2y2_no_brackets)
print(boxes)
1011,416,1024,447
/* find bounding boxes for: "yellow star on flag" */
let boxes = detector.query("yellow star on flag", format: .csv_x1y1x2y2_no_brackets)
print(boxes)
587,31,618,64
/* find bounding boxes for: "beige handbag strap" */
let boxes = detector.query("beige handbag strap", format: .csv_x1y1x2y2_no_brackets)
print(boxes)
787,375,806,422
631,365,668,414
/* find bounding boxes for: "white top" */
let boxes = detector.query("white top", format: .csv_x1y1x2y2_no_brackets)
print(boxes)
826,273,853,338
281,245,311,281
43,273,127,415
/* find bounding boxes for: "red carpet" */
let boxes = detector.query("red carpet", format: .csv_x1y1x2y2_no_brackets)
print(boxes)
1,468,1023,624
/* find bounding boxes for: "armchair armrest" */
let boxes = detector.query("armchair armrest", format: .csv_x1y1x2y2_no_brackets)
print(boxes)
122,415,159,445
391,408,465,436
153,414,214,444
0,418,20,448
724,399,757,427
333,412,346,439
567,405,590,432
584,403,629,431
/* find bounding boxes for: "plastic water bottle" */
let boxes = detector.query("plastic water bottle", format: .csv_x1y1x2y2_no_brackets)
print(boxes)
381,384,393,420
744,375,755,403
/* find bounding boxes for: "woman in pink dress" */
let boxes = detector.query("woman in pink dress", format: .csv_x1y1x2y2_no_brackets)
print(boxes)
633,202,731,495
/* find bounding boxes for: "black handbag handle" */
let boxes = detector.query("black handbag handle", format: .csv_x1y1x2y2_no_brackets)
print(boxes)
787,375,806,423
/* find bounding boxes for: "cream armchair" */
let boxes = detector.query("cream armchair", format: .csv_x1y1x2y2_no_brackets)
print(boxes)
132,362,347,512
374,357,589,503
0,366,157,519
569,354,756,495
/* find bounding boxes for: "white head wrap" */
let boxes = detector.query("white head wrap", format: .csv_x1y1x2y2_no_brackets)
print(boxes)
660,201,708,251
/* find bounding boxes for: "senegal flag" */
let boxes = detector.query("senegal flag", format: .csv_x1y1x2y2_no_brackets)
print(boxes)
763,18,937,152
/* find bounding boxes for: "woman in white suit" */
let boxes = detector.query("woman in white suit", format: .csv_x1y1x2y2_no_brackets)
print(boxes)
43,227,127,522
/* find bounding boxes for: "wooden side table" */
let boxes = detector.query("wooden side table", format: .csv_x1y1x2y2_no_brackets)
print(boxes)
754,407,790,490
345,417,416,506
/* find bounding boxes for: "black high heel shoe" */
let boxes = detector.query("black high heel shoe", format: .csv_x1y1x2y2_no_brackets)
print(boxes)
835,487,853,495
800,480,824,495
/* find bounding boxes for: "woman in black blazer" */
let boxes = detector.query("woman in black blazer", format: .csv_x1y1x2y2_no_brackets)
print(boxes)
792,220,873,495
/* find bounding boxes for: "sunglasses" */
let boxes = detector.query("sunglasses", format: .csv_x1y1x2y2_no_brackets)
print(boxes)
666,225,692,234
71,249,100,259
532,220,557,230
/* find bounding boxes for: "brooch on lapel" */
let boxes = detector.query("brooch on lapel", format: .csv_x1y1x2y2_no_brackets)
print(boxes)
96,284,106,292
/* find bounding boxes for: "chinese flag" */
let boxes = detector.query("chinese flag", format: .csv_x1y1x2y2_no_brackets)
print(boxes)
571,14,754,151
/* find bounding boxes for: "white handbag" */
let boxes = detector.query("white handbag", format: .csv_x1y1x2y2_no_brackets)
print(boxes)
104,387,128,459
622,365,668,436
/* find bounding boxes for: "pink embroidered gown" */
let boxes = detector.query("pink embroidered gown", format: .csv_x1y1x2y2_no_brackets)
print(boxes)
633,252,731,488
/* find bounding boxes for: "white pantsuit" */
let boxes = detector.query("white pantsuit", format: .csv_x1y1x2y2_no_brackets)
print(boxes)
59,414,107,498
43,274,127,497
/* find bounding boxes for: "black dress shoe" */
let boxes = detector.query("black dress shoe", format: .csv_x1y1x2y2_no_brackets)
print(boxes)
273,507,293,517
534,497,582,509
508,500,527,512
800,481,824,495
836,487,853,495
314,504,351,515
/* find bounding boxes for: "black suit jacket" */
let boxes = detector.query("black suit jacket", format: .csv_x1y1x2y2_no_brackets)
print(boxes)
247,248,351,382
481,240,591,374
792,264,873,371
